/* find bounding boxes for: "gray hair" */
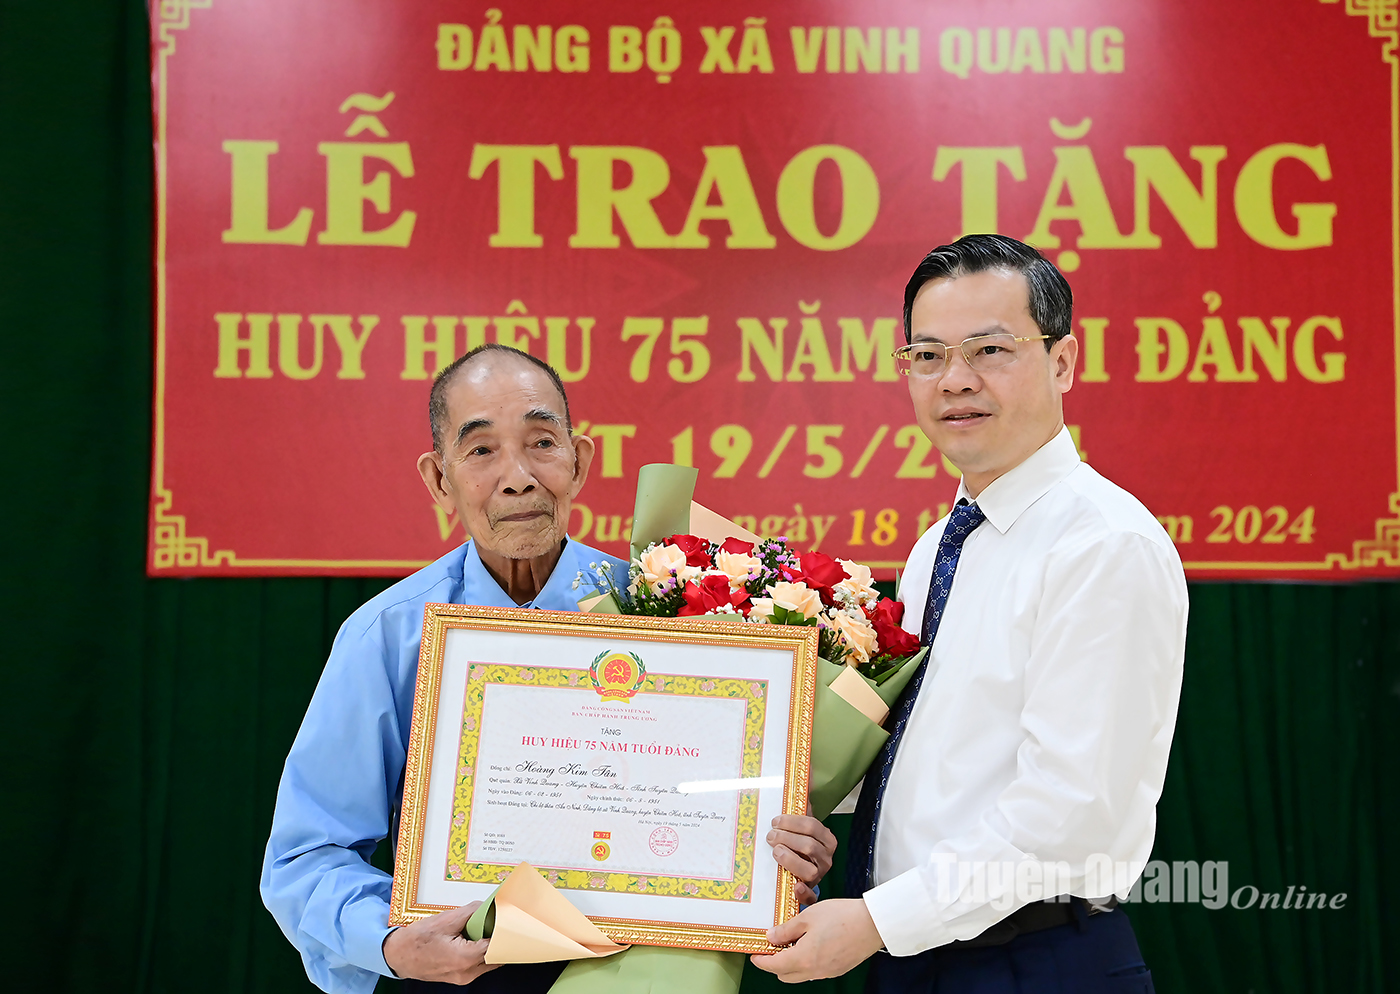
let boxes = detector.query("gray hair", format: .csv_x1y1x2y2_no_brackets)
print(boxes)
429,344,573,453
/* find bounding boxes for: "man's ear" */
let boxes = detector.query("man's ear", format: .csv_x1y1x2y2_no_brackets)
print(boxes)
1051,334,1078,394
417,451,457,513
569,434,596,496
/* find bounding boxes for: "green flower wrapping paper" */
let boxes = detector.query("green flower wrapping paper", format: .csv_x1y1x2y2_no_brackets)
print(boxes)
552,463,928,994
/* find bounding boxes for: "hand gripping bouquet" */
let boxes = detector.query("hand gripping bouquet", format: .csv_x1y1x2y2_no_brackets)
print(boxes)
548,464,927,994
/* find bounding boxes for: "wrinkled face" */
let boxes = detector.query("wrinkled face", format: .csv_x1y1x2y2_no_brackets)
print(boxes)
907,269,1076,491
430,355,588,560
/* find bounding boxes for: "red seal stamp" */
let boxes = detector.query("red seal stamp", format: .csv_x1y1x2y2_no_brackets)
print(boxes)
648,826,679,857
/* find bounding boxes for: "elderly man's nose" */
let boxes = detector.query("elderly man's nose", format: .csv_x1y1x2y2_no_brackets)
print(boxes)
499,446,538,493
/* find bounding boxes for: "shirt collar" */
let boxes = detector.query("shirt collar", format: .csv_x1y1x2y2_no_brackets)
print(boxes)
954,425,1081,534
460,538,593,610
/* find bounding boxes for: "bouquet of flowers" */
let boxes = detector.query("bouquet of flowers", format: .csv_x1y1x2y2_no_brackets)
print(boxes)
594,534,923,687
576,464,929,820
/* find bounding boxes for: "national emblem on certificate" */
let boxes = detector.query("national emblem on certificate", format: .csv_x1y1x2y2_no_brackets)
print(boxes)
389,604,820,953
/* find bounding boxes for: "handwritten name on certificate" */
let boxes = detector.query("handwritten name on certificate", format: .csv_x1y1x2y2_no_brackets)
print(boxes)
444,656,768,903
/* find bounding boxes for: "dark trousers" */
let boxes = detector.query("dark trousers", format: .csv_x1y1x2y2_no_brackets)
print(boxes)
865,907,1153,994
401,962,565,994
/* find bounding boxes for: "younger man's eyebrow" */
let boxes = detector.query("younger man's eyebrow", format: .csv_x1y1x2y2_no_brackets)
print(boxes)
912,323,1012,344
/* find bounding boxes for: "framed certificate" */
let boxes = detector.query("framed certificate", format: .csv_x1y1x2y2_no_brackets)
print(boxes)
389,604,820,953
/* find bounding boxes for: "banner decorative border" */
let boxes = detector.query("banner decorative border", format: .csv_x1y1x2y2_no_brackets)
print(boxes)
147,2,1400,576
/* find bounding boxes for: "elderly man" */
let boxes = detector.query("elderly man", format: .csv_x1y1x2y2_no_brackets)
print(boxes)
262,344,836,994
753,235,1187,993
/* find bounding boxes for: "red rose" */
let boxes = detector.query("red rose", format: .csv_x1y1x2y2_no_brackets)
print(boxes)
665,534,714,569
678,574,750,616
867,597,904,630
719,537,755,555
876,621,922,659
867,597,921,658
798,551,848,590
786,550,846,605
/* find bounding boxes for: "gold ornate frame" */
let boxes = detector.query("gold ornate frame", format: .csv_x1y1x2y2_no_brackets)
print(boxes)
388,605,820,953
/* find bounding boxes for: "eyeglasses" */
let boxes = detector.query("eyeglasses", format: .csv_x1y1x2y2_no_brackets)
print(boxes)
892,333,1051,378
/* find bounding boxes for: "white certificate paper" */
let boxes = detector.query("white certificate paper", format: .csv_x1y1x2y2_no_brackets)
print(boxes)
467,680,753,888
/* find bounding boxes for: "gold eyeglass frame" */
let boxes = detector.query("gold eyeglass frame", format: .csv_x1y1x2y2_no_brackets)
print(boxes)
892,334,1052,377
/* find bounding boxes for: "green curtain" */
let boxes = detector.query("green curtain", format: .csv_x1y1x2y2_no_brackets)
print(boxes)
4,5,1396,992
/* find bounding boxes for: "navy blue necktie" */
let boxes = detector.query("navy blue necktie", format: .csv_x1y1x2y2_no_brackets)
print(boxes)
846,500,986,897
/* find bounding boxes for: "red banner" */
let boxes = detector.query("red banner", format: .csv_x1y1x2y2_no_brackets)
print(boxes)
149,0,1400,578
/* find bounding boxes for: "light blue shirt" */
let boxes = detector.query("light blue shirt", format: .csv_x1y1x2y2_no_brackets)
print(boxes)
260,539,627,994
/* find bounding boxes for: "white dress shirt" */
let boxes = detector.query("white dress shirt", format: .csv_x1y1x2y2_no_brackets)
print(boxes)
861,426,1187,956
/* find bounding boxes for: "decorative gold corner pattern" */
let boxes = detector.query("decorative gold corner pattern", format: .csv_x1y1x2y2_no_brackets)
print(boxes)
1333,493,1400,568
152,489,235,569
1321,0,1399,62
155,0,212,56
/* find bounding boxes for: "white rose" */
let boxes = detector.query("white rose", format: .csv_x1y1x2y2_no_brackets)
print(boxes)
638,543,701,594
829,610,879,664
714,550,762,589
766,581,824,620
748,597,775,621
835,559,879,606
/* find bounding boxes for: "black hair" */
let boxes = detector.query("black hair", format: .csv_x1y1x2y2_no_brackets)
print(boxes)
429,343,573,453
902,233,1073,348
